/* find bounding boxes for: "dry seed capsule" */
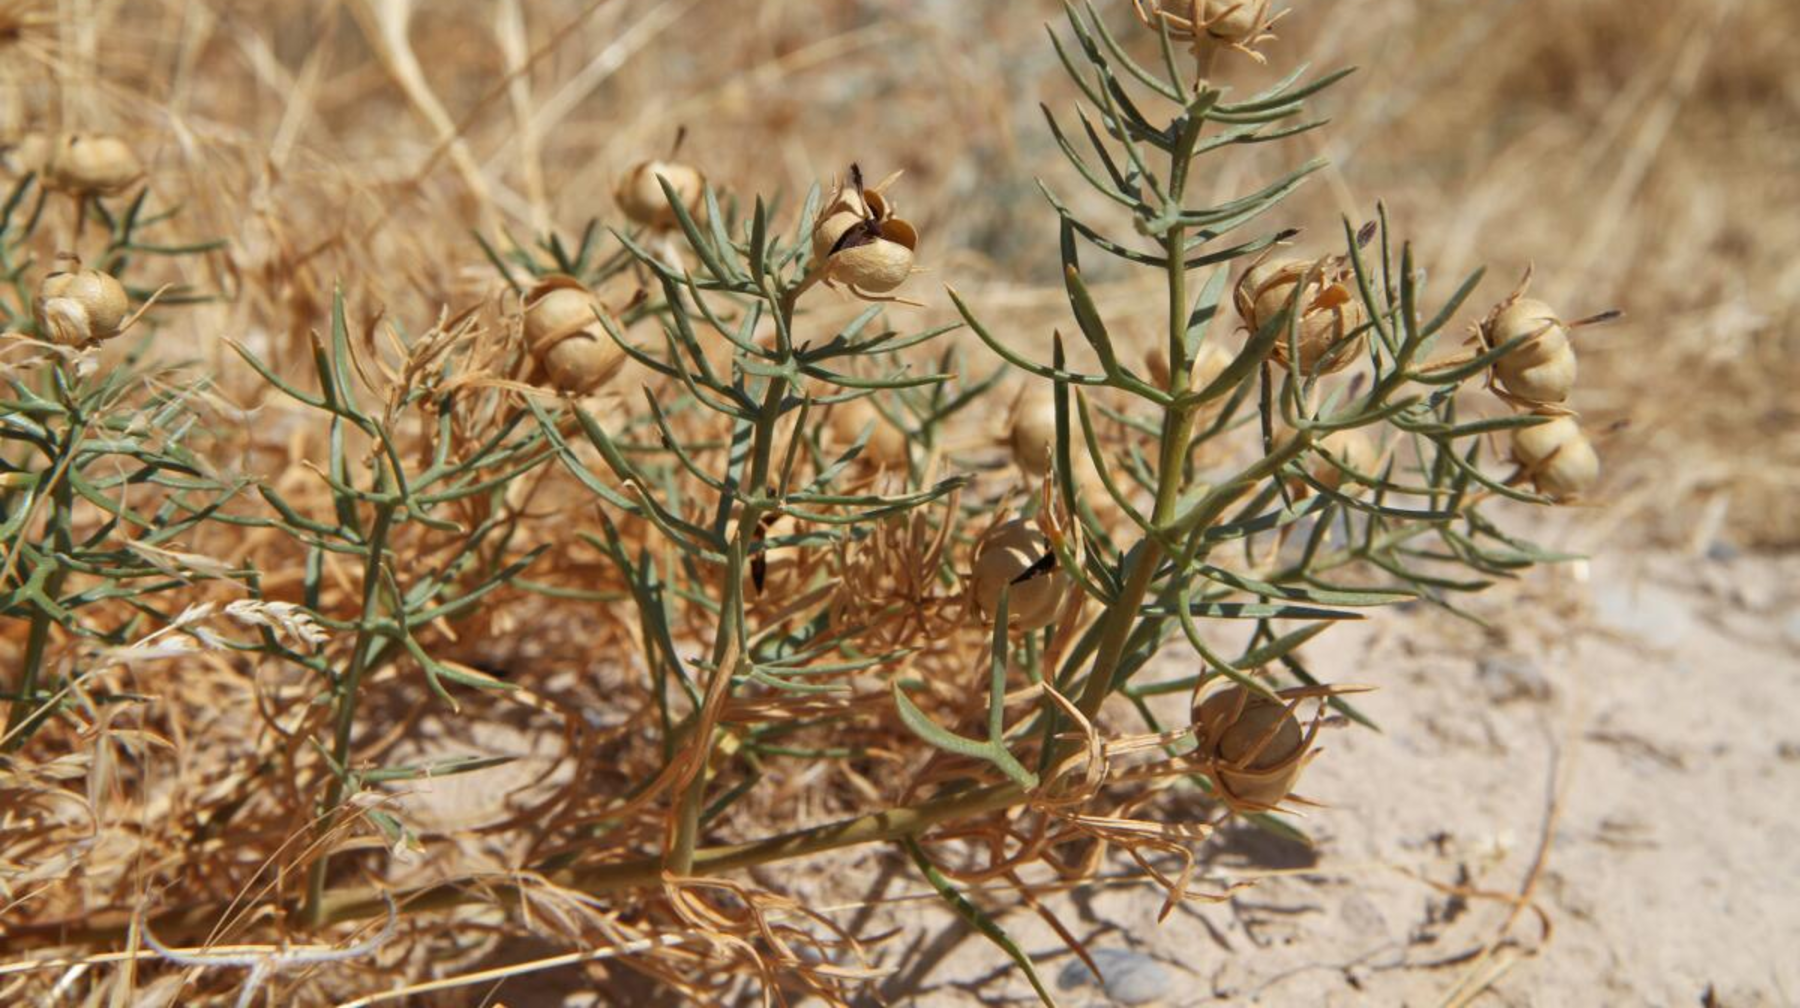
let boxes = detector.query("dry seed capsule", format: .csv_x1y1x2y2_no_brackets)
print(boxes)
1009,388,1058,477
1487,298,1577,405
827,397,909,468
1511,413,1600,502
1235,256,1367,374
811,169,917,296
971,520,1069,632
42,134,142,195
1192,684,1312,810
822,217,916,295
33,266,130,346
1199,0,1274,41
614,159,706,230
1310,428,1380,493
523,276,626,394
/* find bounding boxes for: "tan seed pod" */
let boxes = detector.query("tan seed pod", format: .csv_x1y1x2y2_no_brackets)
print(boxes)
1009,388,1058,477
971,519,1069,632
1485,297,1577,405
1310,428,1381,493
42,134,142,195
1192,684,1316,811
824,217,916,295
1235,256,1367,374
826,397,909,468
811,167,917,297
522,276,626,393
1511,413,1600,503
614,159,706,230
1132,0,1278,49
33,266,130,346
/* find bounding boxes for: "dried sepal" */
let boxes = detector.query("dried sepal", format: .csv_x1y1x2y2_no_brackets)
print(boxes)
33,261,131,346
521,275,627,394
1235,255,1367,375
1511,412,1600,503
810,165,917,298
970,518,1070,632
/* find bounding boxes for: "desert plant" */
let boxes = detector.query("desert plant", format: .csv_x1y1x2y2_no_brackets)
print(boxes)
0,2,1616,1003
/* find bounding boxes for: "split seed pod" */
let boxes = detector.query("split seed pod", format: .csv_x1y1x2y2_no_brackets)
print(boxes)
614,160,706,230
811,166,917,296
1191,684,1318,811
42,134,142,195
827,397,909,468
33,265,130,346
1235,256,1367,374
522,276,626,394
1511,413,1600,503
1483,297,1577,406
971,519,1069,632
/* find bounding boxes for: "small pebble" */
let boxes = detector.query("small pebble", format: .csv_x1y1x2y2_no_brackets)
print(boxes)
1056,947,1172,1005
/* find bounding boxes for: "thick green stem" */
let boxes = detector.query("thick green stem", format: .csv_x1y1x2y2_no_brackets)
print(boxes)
302,496,397,927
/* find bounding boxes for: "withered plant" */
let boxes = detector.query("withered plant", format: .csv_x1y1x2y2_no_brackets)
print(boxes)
0,2,1621,1004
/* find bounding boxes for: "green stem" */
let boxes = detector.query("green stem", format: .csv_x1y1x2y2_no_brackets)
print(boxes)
3,419,79,751
302,495,397,927
665,282,801,876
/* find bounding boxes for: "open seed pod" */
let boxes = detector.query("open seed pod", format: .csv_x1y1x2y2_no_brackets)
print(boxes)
41,133,142,195
811,167,917,297
522,276,627,394
971,519,1069,632
826,397,909,468
1511,413,1600,503
1235,256,1367,375
1191,684,1319,812
614,159,706,230
1484,297,1577,406
33,265,130,346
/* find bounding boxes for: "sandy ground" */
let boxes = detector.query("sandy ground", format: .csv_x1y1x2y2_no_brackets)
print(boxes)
847,537,1800,1006
432,526,1800,1006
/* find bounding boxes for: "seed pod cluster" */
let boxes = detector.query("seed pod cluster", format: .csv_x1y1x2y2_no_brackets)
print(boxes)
970,519,1069,632
1482,297,1577,407
614,159,706,230
1235,255,1367,374
826,397,910,469
1190,684,1318,811
33,133,143,195
522,276,627,394
811,165,917,297
33,264,131,346
1510,412,1600,503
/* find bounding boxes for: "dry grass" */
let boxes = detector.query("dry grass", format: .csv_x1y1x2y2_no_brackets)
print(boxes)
1,0,1793,1004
